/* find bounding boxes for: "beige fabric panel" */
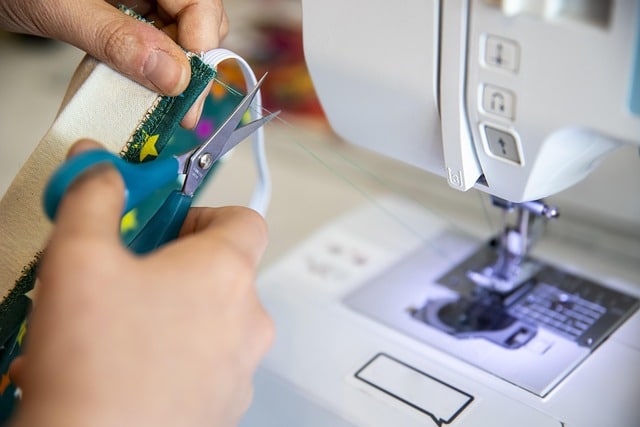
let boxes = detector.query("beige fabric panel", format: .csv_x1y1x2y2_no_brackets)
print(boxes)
0,55,159,298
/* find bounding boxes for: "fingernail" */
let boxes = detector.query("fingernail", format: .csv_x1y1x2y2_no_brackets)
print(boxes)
144,50,189,95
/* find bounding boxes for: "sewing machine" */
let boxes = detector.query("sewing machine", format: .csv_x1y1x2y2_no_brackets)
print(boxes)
240,1,640,426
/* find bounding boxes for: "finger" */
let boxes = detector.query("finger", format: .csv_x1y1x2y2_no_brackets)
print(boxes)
219,10,230,42
8,356,25,387
159,0,227,53
65,138,103,159
176,206,268,267
161,23,179,41
158,0,226,128
49,0,191,96
53,140,125,244
180,81,212,129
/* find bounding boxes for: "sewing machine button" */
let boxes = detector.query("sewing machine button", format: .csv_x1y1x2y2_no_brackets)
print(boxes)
482,125,523,164
481,84,516,119
483,35,520,72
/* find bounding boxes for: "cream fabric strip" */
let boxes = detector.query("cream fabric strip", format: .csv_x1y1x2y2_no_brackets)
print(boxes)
0,55,159,299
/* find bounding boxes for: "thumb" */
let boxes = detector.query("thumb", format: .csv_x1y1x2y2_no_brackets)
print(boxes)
52,140,125,245
51,0,191,96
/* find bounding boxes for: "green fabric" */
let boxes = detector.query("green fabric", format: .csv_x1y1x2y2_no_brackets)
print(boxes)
0,255,37,345
121,54,216,162
117,4,217,163
0,55,215,338
0,7,217,419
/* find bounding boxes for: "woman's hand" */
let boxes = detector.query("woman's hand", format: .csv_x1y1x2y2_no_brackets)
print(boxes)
10,140,273,427
0,0,229,127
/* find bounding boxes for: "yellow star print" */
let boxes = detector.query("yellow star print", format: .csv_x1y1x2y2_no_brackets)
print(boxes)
16,321,26,345
139,133,160,161
121,209,138,234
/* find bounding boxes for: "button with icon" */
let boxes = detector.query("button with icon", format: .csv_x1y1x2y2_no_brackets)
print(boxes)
484,35,520,72
481,84,515,120
483,125,522,165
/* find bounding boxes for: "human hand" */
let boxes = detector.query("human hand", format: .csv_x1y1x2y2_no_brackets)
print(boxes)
9,140,273,427
0,0,228,128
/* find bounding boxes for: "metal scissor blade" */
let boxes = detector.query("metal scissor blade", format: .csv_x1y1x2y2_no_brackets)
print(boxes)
216,110,280,158
194,74,268,163
181,74,272,195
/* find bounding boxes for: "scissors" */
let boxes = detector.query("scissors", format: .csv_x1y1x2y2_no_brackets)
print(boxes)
43,74,278,254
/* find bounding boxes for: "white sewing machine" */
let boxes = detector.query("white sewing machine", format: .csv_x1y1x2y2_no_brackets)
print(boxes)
240,1,640,426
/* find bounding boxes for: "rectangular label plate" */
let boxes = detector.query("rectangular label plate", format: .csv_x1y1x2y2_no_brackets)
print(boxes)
355,353,473,426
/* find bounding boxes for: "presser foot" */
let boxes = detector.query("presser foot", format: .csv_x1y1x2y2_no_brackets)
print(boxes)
409,241,638,351
465,242,542,295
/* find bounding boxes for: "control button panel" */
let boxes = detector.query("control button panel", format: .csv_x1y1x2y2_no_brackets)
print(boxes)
483,125,522,164
481,84,516,119
483,35,520,72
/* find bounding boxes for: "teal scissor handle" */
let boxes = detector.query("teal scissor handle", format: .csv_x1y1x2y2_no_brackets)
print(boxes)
43,150,186,253
44,150,180,220
127,190,193,254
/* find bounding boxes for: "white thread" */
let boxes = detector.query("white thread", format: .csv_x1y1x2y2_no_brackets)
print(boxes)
201,49,271,216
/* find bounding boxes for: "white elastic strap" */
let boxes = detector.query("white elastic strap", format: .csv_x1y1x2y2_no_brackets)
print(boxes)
201,49,271,216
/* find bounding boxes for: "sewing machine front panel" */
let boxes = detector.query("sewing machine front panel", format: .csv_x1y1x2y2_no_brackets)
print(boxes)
243,196,640,427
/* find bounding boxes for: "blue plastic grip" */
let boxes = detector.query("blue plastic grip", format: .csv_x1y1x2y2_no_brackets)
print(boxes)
127,190,193,254
43,150,179,220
